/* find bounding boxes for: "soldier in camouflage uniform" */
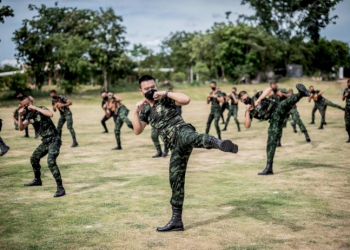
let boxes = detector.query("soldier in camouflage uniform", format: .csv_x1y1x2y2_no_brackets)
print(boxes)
342,79,350,142
103,92,133,150
133,75,238,232
238,83,310,176
0,118,10,156
150,126,169,157
222,87,240,132
219,90,229,124
205,81,225,139
308,86,345,129
17,96,65,197
50,90,78,147
269,83,311,145
100,91,111,133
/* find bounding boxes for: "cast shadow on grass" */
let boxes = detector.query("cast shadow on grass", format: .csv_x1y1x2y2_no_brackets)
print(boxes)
276,161,348,174
186,197,304,232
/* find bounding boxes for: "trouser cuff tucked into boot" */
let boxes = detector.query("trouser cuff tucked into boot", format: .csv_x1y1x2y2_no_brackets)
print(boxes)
258,161,273,175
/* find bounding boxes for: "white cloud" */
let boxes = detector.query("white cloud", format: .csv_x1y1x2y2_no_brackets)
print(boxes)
1,59,18,66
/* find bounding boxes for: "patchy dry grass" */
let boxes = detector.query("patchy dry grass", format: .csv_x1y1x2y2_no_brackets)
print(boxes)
0,79,349,250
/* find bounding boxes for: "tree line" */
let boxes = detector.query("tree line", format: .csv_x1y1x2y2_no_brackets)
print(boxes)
0,0,349,93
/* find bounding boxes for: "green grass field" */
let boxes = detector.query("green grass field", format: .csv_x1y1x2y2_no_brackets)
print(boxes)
0,79,349,250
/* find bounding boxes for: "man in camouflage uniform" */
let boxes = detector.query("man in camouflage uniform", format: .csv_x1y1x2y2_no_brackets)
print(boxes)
205,80,225,139
308,86,345,129
133,75,238,232
17,96,65,197
100,91,110,133
238,83,310,176
342,79,350,142
50,90,78,147
103,92,133,150
222,87,240,132
269,82,311,145
150,126,169,157
0,118,10,156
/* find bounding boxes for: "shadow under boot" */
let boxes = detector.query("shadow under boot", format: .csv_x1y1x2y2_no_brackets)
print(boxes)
152,146,163,158
209,137,238,153
54,179,66,197
156,206,184,232
258,161,273,175
24,171,42,186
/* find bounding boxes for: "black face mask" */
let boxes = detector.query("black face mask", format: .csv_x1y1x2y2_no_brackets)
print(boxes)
52,95,58,99
244,97,252,105
211,87,216,91
103,96,108,101
144,89,157,100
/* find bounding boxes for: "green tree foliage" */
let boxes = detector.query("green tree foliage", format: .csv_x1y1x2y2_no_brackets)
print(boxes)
0,1,14,42
239,0,342,43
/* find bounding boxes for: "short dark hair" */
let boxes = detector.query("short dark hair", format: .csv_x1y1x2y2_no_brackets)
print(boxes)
18,95,29,101
270,81,277,86
138,75,155,88
238,91,247,99
49,89,57,94
210,80,217,85
232,87,237,90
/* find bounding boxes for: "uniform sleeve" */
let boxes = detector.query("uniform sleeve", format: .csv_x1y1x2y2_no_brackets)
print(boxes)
139,106,149,124
280,88,289,94
60,95,68,103
216,91,224,98
39,106,49,111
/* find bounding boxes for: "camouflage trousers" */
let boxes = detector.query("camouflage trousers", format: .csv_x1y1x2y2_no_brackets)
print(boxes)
113,106,132,146
345,107,350,134
30,137,62,181
168,124,214,207
205,108,221,139
57,111,76,140
289,106,307,133
317,99,344,125
151,127,168,148
267,94,301,162
224,106,240,130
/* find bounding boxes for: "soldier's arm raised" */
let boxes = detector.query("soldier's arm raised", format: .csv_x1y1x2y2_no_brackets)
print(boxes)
133,100,148,135
244,105,252,129
255,87,272,106
17,109,29,131
29,105,53,117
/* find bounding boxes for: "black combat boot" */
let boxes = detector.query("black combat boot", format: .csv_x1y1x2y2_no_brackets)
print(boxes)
54,179,66,197
304,131,311,142
162,145,169,157
258,161,273,175
112,139,122,150
156,206,184,232
24,171,42,186
296,83,310,98
209,137,238,153
277,138,282,147
309,121,315,124
237,123,241,132
71,137,79,147
318,123,324,130
292,124,297,133
346,132,350,143
221,125,227,131
152,146,163,158
0,137,10,156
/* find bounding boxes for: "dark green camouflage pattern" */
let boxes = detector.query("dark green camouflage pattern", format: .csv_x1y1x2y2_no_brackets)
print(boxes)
51,94,71,115
205,90,224,138
288,106,307,133
344,88,350,135
112,106,132,146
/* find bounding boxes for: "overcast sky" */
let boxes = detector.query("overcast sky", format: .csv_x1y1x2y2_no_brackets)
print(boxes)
1,0,350,66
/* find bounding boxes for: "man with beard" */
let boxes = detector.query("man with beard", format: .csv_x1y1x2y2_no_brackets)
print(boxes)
238,83,310,175
133,75,238,232
50,90,78,147
17,96,65,197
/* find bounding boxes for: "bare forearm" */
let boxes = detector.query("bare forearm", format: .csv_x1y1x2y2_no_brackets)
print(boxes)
132,112,144,135
244,112,251,128
257,87,272,102
35,107,53,117
167,92,190,106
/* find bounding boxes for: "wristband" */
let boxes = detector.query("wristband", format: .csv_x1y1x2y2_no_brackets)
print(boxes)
164,90,169,97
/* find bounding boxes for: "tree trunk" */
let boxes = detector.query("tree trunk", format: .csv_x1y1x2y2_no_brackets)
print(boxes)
190,65,193,83
103,69,108,92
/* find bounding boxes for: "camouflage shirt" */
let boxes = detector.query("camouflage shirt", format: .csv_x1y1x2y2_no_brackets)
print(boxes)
107,98,126,115
229,93,239,107
270,88,289,102
248,91,277,121
139,97,186,141
24,106,58,139
344,87,350,109
209,90,224,110
51,95,70,115
311,90,324,103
